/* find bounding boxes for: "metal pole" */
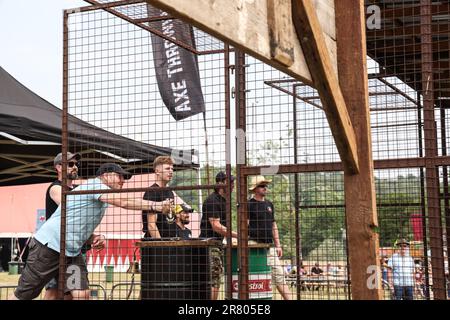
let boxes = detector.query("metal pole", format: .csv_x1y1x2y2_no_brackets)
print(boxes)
10,238,14,262
202,112,211,185
420,0,446,299
292,83,301,300
224,43,233,300
418,91,431,299
59,10,69,300
235,50,249,300
197,168,203,214
439,103,450,298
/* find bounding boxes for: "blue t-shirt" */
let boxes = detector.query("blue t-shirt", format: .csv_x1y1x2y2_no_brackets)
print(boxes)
35,178,110,256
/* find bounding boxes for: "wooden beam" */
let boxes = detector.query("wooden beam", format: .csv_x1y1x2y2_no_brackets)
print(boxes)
336,0,382,299
292,0,359,174
267,0,294,67
144,0,337,86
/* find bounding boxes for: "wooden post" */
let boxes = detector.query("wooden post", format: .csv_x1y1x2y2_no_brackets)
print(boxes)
335,1,382,299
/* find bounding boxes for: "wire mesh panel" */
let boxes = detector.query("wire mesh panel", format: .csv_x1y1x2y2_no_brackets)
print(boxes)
366,0,450,300
10,1,450,301
243,52,349,300
60,3,230,300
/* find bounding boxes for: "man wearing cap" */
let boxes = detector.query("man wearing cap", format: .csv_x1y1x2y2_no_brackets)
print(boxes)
173,204,193,239
247,175,292,300
200,171,238,300
387,238,415,300
43,152,105,300
11,163,172,300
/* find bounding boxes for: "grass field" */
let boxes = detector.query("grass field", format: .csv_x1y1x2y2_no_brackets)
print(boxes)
0,271,394,300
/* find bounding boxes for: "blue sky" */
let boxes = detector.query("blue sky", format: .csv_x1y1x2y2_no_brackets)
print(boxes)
0,0,86,107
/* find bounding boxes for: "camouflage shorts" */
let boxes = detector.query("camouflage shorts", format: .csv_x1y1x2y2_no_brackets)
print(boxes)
210,247,223,288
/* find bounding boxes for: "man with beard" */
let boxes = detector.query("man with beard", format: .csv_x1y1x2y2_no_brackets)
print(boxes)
247,175,292,300
11,163,172,300
43,152,105,300
172,204,193,239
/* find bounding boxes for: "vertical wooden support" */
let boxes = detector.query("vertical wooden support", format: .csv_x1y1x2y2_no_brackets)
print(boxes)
335,1,382,299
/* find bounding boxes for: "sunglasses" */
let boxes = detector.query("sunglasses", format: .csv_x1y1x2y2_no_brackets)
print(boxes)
257,185,268,189
67,162,78,168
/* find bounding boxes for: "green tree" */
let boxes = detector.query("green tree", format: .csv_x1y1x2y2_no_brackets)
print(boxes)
376,192,418,247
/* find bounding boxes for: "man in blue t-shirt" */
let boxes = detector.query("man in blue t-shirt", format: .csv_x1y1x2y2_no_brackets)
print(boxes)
11,163,172,300
43,151,104,300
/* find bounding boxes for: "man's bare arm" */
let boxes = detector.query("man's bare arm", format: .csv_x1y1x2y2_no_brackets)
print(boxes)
49,185,62,206
99,193,172,213
209,217,238,238
147,213,161,238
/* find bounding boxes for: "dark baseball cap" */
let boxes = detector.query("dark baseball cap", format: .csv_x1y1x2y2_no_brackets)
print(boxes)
54,152,81,165
95,163,132,180
215,171,235,182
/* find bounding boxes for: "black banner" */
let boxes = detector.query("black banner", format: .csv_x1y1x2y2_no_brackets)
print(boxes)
147,5,205,121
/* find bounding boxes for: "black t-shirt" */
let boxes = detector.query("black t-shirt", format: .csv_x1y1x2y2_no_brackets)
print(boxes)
142,183,175,238
45,180,88,252
311,266,324,275
45,180,77,220
200,191,226,239
175,225,192,239
247,198,275,244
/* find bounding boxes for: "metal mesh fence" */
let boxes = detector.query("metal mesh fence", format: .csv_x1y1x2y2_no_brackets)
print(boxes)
4,0,450,301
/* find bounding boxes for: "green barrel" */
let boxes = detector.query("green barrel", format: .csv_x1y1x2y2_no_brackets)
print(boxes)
227,247,272,299
8,261,18,275
104,265,114,282
8,261,25,275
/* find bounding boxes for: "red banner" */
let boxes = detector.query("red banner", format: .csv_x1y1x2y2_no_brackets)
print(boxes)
410,213,423,241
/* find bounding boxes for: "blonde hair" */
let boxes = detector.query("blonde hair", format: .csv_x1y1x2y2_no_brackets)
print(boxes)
153,156,174,171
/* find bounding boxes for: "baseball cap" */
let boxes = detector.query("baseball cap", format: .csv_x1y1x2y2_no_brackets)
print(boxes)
95,163,132,180
216,171,235,183
54,152,81,166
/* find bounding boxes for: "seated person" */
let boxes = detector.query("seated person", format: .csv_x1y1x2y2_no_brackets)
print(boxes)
172,204,193,239
311,262,324,276
299,264,308,276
